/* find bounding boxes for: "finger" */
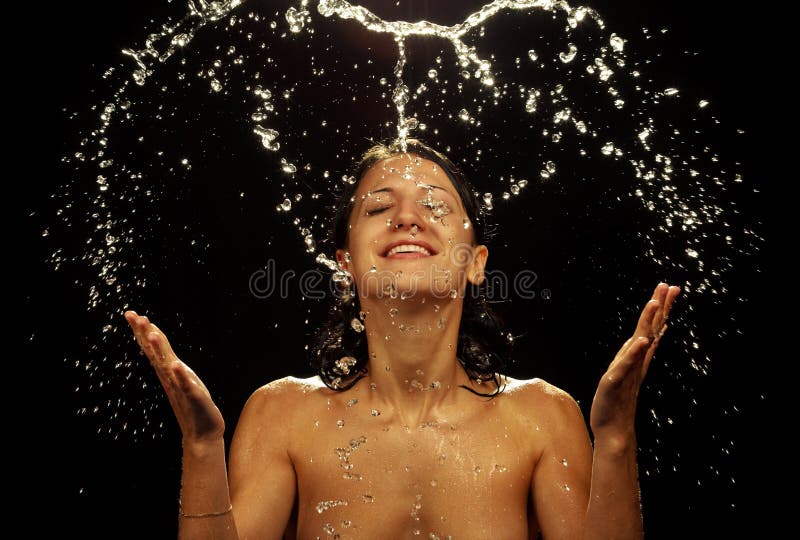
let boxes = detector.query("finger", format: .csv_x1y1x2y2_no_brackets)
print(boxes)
146,332,174,389
149,323,180,362
123,310,140,338
634,299,661,338
641,325,666,378
131,315,159,359
661,285,681,320
650,282,669,303
146,329,179,373
651,284,681,337
648,281,668,315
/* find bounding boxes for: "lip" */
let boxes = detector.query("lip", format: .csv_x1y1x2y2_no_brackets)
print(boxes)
381,240,438,258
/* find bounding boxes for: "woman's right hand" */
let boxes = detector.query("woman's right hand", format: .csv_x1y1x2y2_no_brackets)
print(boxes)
124,311,225,443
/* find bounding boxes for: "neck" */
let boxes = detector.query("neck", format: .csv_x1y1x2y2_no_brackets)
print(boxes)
358,294,471,425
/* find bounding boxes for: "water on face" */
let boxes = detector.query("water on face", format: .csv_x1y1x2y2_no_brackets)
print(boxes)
52,0,761,522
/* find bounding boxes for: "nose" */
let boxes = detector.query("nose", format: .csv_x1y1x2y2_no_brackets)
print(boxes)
391,195,425,233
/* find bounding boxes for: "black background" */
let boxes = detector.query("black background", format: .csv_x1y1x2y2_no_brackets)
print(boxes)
12,1,782,538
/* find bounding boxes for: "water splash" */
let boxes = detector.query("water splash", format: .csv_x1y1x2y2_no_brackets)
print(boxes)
53,5,761,518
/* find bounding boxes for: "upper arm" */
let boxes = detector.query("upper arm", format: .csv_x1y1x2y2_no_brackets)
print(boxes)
528,383,593,540
228,378,298,540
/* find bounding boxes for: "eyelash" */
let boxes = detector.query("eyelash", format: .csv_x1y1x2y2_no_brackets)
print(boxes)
366,206,390,216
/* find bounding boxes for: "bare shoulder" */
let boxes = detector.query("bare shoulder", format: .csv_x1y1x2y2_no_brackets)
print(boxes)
233,375,333,447
244,375,331,413
499,376,585,424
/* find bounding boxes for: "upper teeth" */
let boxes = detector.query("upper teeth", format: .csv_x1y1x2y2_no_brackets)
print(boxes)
387,244,431,257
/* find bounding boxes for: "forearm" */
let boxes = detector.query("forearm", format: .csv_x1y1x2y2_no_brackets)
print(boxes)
178,438,238,540
583,434,643,540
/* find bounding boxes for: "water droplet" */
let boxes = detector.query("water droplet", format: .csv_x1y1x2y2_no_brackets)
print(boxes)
316,499,349,513
609,33,625,52
304,234,316,253
392,82,410,108
253,126,280,151
351,318,365,332
525,91,539,113
527,49,538,61
427,69,437,79
285,6,308,33
280,158,297,174
336,356,357,374
559,44,578,63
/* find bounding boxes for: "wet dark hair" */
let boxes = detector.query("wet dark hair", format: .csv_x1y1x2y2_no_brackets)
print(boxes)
309,138,511,397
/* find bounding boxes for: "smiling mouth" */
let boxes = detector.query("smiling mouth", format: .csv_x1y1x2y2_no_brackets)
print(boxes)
385,244,432,258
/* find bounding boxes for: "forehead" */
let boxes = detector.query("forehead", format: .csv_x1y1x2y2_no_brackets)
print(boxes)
356,153,458,195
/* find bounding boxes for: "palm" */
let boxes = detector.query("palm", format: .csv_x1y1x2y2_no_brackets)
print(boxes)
124,311,225,442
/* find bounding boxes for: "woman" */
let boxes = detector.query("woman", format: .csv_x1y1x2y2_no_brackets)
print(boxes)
124,139,680,539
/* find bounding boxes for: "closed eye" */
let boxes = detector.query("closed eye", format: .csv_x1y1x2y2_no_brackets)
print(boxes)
366,206,391,216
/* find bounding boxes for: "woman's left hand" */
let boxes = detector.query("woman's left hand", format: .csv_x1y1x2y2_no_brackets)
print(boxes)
589,282,681,442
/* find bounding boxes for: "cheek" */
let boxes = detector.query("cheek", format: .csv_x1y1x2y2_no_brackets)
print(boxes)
345,226,382,270
439,217,475,248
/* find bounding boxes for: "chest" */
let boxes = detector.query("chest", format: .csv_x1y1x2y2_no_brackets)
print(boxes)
289,407,537,539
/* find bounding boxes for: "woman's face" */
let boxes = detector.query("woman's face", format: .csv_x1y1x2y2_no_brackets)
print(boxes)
337,153,488,302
